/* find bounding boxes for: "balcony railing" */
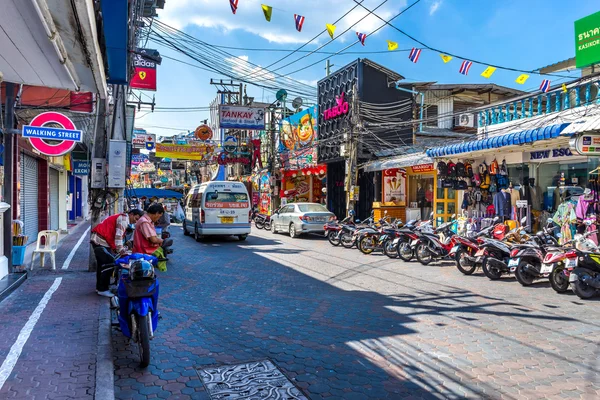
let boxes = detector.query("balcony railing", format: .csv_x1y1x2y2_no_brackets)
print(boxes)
478,78,600,129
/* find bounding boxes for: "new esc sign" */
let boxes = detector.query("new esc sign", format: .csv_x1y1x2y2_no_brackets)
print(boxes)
22,112,82,156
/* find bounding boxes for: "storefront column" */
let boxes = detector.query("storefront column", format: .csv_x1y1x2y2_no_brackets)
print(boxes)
0,203,10,280
58,170,68,233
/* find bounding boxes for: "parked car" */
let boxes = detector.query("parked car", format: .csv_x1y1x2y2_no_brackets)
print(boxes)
271,203,335,238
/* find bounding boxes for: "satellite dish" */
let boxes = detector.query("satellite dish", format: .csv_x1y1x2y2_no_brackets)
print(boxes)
276,89,288,102
292,97,303,110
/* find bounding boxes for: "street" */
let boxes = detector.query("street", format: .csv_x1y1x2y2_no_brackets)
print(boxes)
112,226,600,399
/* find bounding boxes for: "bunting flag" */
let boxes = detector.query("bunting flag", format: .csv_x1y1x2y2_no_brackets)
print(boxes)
408,48,422,63
356,32,367,46
326,23,336,39
459,60,473,75
440,54,453,63
230,0,239,14
294,14,305,32
261,4,272,21
480,66,497,79
539,79,551,93
387,40,398,51
515,74,530,84
562,83,568,93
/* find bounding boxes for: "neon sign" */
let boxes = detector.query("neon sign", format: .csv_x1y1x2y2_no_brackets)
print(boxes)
323,92,349,121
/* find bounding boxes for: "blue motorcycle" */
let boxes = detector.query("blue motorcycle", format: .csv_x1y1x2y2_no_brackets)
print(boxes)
112,254,160,368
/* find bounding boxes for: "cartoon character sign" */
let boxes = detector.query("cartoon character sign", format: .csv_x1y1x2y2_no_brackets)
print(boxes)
279,106,318,169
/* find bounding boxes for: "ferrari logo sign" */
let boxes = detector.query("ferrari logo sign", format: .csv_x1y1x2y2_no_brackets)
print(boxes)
139,71,146,80
130,48,157,91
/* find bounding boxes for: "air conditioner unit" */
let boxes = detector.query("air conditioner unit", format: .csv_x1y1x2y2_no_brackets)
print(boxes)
457,113,475,128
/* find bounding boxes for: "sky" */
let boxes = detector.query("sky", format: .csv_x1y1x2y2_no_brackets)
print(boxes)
134,0,600,138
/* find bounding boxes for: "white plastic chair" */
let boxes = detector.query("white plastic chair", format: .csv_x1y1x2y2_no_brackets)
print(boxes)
30,230,59,270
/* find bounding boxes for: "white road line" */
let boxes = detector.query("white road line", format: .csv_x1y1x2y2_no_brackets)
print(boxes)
0,277,62,390
61,226,91,270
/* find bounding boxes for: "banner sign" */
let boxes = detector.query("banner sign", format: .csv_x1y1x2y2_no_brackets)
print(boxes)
382,168,406,204
155,143,215,161
172,161,186,170
132,132,156,149
218,105,266,130
130,48,158,91
279,106,318,170
570,133,600,156
73,160,90,175
131,154,149,166
158,161,172,170
575,11,600,68
410,164,435,173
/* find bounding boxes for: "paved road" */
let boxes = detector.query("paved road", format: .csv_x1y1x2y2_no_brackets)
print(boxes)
113,225,600,400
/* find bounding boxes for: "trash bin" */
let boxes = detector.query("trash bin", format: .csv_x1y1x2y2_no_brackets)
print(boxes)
12,245,26,266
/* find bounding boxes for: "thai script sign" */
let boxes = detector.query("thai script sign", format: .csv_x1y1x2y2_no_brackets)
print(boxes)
155,143,214,161
323,92,349,121
132,132,156,149
575,11,600,68
219,105,266,130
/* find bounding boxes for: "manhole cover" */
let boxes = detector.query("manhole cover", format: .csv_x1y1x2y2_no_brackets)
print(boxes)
197,359,308,399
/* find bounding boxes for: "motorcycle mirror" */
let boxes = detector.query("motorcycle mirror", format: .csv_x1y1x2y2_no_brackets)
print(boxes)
547,218,553,224
557,233,562,238
429,212,434,219
520,217,527,224
493,216,500,222
356,219,361,224
585,220,593,226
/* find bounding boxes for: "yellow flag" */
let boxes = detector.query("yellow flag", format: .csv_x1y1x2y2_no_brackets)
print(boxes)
63,153,72,171
480,66,496,79
326,23,336,39
440,54,453,63
387,40,398,51
562,83,568,93
515,74,530,84
261,4,272,22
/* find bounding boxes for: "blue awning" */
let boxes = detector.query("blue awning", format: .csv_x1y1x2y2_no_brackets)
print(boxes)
425,123,570,158
125,188,183,200
101,0,129,84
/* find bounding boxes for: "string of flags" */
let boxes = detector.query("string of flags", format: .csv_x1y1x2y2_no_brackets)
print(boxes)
228,1,560,92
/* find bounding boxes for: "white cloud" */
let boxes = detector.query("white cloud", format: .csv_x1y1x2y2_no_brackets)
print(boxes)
158,0,408,45
429,1,442,15
225,55,276,83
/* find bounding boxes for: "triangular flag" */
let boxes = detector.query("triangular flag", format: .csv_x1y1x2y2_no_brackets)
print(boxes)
387,40,398,51
440,54,453,63
294,14,305,32
480,66,497,79
408,48,422,63
562,83,568,93
261,4,272,22
230,0,239,14
515,74,530,84
539,79,551,93
356,32,367,46
326,23,336,39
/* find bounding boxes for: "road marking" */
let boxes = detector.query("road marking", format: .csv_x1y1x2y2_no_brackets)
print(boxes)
0,277,63,390
61,226,91,269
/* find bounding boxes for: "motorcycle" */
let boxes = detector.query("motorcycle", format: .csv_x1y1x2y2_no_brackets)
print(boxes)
340,215,376,249
325,214,355,246
110,254,160,368
449,219,498,275
254,213,271,230
358,218,402,255
479,217,530,280
382,219,418,259
393,219,433,261
414,216,457,265
568,221,600,299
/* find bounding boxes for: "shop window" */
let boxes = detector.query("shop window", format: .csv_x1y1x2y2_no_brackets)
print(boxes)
538,162,589,212
407,175,433,219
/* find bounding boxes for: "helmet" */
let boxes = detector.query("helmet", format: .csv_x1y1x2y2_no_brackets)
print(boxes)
349,210,355,216
130,260,155,281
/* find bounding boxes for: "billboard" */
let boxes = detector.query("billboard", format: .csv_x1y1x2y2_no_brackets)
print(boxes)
575,11,600,68
132,132,156,149
130,48,158,91
218,105,265,130
155,143,215,161
279,106,318,170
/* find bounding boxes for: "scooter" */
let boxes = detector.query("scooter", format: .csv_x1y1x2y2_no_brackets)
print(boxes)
254,213,271,230
414,216,458,265
110,254,160,368
325,213,355,246
568,221,600,299
479,217,530,280
449,217,499,275
358,218,402,255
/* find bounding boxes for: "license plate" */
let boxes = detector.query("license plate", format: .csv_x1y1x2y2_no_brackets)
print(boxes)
393,238,400,245
475,249,485,257
508,258,519,267
411,240,419,246
221,217,234,224
540,263,553,274
315,217,326,222
450,245,459,254
569,272,578,283
566,258,577,268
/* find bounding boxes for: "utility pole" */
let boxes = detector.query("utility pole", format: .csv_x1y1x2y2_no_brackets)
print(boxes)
2,81,15,268
346,83,359,215
88,98,107,271
325,60,334,77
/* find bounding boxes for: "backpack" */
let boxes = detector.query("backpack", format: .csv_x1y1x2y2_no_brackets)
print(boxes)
489,180,497,193
437,161,447,177
479,162,488,175
456,162,466,177
480,173,491,189
487,204,496,216
473,189,482,203
456,180,468,190
447,161,457,177
464,162,474,178
473,173,481,187
497,174,508,189
489,159,499,175
442,178,454,188
499,159,508,176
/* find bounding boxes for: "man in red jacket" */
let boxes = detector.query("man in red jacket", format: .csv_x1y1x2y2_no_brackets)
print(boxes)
90,209,143,297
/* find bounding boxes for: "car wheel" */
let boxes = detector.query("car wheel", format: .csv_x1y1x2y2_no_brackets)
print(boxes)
289,223,298,238
271,222,278,234
238,234,248,241
194,223,202,242
183,220,190,236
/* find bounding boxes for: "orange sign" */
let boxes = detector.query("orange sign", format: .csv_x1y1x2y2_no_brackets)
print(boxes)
410,164,435,173
194,124,213,141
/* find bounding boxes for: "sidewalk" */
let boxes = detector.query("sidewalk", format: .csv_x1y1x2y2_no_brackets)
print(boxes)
0,222,111,400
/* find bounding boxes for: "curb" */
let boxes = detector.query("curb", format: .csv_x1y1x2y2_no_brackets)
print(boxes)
95,300,115,400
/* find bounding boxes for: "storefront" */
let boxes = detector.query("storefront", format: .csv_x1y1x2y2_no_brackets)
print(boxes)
280,166,327,205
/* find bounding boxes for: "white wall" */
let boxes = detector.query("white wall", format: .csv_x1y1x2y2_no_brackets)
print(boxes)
58,170,68,233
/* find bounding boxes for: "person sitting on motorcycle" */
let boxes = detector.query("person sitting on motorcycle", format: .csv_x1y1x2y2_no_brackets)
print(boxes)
90,209,144,297
133,204,173,268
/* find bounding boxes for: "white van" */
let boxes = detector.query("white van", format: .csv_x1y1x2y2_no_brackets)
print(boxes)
183,181,251,241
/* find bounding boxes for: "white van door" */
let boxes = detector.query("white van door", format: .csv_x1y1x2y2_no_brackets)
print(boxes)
203,190,250,226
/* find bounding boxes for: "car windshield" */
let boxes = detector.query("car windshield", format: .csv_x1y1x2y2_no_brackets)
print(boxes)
298,204,329,213
206,192,248,202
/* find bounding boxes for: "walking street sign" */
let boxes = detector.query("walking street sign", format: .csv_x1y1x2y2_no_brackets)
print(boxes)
22,112,82,156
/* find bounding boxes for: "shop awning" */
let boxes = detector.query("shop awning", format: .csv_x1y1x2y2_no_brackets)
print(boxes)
363,153,433,172
560,115,600,135
425,123,570,158
125,188,183,200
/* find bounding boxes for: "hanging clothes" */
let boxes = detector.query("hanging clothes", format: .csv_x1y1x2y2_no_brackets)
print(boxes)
576,191,595,220
520,185,532,208
509,188,520,207
493,191,511,217
553,201,577,244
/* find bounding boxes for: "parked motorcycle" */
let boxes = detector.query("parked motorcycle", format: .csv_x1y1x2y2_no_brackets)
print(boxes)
325,213,355,246
382,219,418,259
479,217,530,280
567,221,600,299
394,219,433,262
415,216,457,265
340,214,376,249
254,213,271,230
449,218,498,275
358,218,402,255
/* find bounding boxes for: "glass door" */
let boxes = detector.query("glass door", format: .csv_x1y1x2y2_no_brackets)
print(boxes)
435,185,457,226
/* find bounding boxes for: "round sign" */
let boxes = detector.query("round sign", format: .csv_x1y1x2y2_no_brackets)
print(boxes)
223,135,238,153
26,112,79,156
194,124,213,141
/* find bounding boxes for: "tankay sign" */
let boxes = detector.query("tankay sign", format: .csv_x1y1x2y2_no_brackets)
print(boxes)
219,105,265,130
22,112,82,156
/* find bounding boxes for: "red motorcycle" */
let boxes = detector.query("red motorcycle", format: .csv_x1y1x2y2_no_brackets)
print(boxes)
414,219,458,265
448,218,499,275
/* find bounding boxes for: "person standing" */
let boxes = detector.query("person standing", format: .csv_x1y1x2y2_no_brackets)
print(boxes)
133,203,173,255
90,209,144,297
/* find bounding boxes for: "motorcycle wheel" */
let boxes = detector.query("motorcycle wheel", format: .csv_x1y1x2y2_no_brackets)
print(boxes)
515,261,536,286
255,220,265,230
415,243,432,265
482,257,503,280
383,239,398,259
397,241,414,262
328,231,341,246
359,236,375,255
264,221,271,231
455,249,477,275
549,267,570,293
571,274,597,299
340,232,355,249
136,314,151,368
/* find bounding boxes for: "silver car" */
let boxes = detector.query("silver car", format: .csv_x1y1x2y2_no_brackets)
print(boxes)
270,203,336,238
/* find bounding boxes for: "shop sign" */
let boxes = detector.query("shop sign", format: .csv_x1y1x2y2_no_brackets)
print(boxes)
575,11,600,68
22,112,82,156
158,161,172,170
323,92,349,121
131,154,149,166
155,143,214,161
217,153,250,165
219,105,266,130
280,106,318,169
130,48,158,91
410,164,434,173
570,133,600,156
73,160,90,176
529,148,573,159
382,168,406,204
223,135,238,153
172,161,186,170
132,132,156,149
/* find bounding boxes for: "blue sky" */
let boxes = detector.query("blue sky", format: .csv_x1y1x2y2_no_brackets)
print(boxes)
135,0,599,137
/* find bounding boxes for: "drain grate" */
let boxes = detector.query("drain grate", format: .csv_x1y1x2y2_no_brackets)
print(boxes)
197,359,308,399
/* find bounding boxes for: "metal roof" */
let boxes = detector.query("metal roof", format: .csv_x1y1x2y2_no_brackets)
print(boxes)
363,152,433,172
414,83,526,96
560,115,600,135
361,59,405,81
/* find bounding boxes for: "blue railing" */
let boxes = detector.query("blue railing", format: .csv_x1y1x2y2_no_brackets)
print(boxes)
478,79,600,128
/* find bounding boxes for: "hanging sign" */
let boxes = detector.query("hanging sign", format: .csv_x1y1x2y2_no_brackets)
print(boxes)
570,133,600,156
575,11,600,68
194,124,213,141
131,154,149,166
218,105,266,130
132,132,156,149
158,161,172,170
410,164,435,173
22,112,81,156
155,143,214,161
73,160,90,176
130,48,158,91
223,136,238,153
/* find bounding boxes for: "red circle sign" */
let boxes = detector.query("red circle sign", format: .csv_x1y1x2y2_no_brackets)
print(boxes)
27,112,79,156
